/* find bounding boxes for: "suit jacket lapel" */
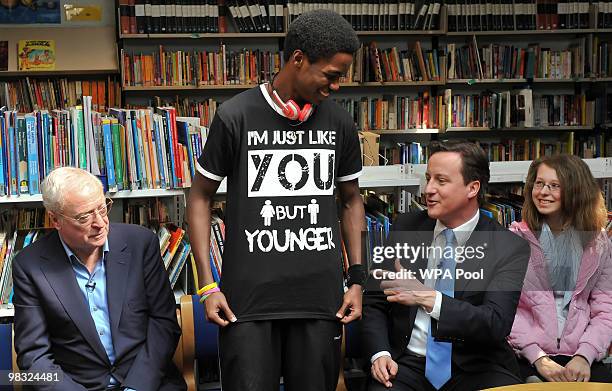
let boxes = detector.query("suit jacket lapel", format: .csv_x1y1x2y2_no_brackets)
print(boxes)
105,226,130,344
40,232,110,365
455,214,492,295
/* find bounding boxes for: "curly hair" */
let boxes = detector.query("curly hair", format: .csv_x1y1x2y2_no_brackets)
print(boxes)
283,9,360,63
522,154,607,246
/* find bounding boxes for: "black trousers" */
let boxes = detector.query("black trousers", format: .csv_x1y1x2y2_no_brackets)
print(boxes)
518,355,612,383
219,319,342,391
368,352,522,391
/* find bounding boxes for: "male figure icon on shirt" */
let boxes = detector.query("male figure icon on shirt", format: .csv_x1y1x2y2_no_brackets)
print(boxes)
261,200,275,226
308,199,320,224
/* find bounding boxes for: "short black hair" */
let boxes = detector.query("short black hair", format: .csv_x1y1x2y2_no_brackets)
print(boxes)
283,10,360,63
429,140,490,203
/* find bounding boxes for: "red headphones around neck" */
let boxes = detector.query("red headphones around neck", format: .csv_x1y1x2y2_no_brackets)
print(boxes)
268,75,314,122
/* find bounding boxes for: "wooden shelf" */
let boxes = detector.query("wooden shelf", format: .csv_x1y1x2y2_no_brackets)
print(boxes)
0,69,119,77
446,126,593,132
120,32,286,39
447,78,607,84
123,81,445,91
368,129,440,134
0,189,184,204
412,158,612,183
120,31,445,39
359,165,420,188
122,84,258,91
0,167,415,204
108,189,185,199
356,30,445,36
446,28,596,36
340,80,445,87
120,29,612,40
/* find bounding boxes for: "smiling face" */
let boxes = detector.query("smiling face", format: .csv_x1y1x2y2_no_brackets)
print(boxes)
531,163,563,223
293,51,353,105
424,151,481,228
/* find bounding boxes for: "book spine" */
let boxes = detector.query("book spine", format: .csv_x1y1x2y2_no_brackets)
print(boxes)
25,115,39,195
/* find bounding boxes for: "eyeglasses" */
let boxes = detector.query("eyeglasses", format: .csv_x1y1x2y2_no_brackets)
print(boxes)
60,198,113,225
533,180,561,193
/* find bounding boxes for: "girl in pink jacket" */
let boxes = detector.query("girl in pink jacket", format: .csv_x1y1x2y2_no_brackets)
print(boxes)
508,154,612,383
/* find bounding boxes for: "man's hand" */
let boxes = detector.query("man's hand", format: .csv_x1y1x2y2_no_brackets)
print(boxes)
371,356,398,388
380,260,436,308
565,355,591,382
204,292,237,326
534,356,571,382
336,284,363,324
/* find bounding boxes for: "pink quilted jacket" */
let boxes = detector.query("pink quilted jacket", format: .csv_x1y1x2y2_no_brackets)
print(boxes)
508,221,612,365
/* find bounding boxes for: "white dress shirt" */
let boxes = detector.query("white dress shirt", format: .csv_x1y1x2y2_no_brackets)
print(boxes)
371,210,480,363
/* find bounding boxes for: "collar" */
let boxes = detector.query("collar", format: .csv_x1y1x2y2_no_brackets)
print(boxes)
59,234,109,266
433,210,480,246
259,83,286,117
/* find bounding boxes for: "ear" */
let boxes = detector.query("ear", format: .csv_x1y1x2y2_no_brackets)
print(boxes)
467,180,481,200
292,50,304,67
48,211,62,231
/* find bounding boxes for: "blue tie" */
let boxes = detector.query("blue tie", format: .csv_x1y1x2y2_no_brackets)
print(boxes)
425,228,455,390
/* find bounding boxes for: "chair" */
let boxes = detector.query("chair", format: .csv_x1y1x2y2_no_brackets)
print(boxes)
0,323,19,391
484,383,612,390
175,295,350,391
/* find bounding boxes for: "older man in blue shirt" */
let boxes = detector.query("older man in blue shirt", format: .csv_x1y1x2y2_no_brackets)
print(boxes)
13,167,186,391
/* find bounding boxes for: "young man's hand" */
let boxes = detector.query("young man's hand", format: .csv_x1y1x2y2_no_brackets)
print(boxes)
371,355,398,388
336,285,362,324
205,292,237,326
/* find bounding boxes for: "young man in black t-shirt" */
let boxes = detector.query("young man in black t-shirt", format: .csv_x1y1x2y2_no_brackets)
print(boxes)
187,9,366,391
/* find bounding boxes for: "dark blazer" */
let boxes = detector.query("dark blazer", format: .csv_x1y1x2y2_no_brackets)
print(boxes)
12,223,186,391
362,210,530,377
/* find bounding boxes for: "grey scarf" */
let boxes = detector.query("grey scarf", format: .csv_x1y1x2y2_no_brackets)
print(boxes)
539,222,582,296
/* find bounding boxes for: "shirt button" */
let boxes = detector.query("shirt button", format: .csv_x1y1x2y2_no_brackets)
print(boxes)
99,331,104,336
93,307,98,311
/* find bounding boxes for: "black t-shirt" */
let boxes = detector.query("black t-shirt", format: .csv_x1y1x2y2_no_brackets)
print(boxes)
196,84,363,321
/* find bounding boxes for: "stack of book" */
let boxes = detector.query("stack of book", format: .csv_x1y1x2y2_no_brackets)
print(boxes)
445,90,594,129
226,0,285,32
337,92,446,131
447,0,590,32
349,41,444,83
447,37,588,80
0,102,209,196
121,46,283,87
120,0,222,34
287,0,442,31
158,224,191,289
0,78,121,114
208,213,225,283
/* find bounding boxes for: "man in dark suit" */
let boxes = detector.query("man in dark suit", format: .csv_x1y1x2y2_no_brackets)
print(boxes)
362,140,531,391
12,167,186,391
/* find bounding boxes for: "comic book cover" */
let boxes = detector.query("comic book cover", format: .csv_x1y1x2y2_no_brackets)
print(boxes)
17,40,55,71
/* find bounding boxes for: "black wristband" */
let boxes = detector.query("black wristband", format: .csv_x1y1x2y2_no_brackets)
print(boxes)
347,264,367,287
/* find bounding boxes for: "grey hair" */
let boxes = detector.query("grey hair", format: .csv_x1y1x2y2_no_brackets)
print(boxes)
41,167,104,213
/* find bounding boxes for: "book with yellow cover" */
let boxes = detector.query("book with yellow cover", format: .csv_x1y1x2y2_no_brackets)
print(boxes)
18,40,55,71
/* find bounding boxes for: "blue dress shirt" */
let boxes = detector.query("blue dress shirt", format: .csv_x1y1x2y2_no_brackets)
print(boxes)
59,238,136,391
